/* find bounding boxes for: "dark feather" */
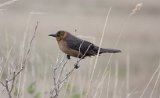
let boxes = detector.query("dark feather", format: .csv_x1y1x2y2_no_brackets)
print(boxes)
65,34,121,58
93,46,121,54
65,34,95,56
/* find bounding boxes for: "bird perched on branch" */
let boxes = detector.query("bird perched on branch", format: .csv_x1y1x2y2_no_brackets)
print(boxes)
49,30,121,59
49,31,121,59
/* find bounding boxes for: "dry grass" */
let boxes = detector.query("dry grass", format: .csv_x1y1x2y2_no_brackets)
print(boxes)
0,0,160,98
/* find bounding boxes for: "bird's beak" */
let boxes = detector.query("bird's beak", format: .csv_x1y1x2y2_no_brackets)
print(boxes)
49,33,57,37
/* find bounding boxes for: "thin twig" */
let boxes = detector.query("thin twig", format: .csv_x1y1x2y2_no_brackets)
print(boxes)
9,72,16,93
50,39,93,98
8,21,39,82
0,21,39,98
57,60,68,84
53,55,65,71
0,80,5,86
8,66,24,82
77,40,84,58
24,21,39,65
50,55,66,97
5,80,12,98
75,43,92,68
58,68,75,86
51,67,57,97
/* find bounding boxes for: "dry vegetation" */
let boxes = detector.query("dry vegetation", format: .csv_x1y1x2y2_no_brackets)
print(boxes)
0,0,160,98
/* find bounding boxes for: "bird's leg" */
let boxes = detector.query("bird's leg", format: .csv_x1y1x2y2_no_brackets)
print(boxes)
67,55,70,59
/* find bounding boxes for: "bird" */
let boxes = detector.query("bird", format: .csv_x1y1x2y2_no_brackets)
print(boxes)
49,30,121,60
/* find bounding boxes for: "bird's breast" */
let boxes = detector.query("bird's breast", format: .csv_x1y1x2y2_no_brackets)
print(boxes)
58,40,68,52
58,40,82,57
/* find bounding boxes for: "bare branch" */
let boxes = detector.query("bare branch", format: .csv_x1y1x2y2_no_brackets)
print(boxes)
74,43,92,68
58,68,74,86
5,80,12,98
57,60,68,84
77,40,84,58
0,81,5,86
8,21,39,82
9,72,15,93
23,21,39,66
50,40,93,98
0,21,39,98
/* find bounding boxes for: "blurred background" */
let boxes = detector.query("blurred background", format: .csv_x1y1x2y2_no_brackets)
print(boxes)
0,0,160,98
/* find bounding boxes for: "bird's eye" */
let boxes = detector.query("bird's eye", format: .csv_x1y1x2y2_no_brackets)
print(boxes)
57,33,60,37
57,31,64,37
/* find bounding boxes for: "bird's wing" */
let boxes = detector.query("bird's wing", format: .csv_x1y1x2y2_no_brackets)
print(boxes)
65,34,94,54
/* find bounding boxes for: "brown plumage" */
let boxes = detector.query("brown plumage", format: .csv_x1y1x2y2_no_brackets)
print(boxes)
49,30,121,59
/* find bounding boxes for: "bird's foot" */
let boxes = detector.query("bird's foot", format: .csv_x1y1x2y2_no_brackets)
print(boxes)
67,55,70,59
74,63,79,69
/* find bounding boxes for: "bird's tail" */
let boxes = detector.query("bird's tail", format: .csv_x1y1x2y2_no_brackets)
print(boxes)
94,46,121,54
100,48,121,53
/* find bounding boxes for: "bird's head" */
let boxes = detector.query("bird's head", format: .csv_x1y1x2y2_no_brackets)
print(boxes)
49,31,68,41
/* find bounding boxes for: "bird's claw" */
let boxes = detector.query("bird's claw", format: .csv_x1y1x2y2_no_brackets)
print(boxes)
67,55,70,59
